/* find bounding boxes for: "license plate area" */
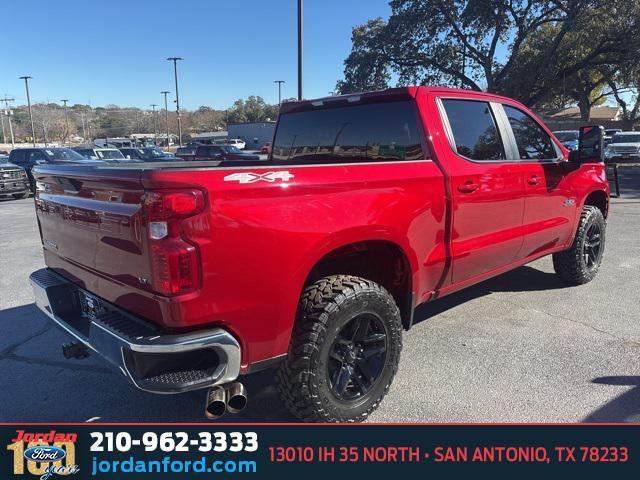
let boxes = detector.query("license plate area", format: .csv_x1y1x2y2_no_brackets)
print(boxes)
78,290,107,320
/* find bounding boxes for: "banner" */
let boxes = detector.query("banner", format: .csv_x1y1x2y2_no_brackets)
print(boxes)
1,423,637,478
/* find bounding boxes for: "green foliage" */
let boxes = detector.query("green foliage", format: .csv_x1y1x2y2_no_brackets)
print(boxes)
337,0,640,110
227,96,279,123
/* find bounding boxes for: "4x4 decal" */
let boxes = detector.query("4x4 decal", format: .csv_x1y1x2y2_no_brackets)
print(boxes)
223,171,295,184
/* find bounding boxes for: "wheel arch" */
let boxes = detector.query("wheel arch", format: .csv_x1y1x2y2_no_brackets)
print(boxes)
583,189,609,219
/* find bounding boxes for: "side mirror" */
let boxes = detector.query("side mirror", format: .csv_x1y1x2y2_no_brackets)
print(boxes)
577,125,604,163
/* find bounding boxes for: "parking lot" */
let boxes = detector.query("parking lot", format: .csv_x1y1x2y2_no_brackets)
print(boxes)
1,168,638,423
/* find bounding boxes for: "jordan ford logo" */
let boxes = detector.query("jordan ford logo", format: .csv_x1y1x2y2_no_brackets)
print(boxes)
224,171,295,184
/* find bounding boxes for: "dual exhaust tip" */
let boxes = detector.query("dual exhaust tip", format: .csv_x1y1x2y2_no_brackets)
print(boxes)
205,382,247,420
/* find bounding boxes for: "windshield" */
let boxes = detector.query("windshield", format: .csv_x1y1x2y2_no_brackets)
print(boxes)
97,149,125,160
554,131,579,142
220,145,241,154
611,134,640,144
44,148,86,161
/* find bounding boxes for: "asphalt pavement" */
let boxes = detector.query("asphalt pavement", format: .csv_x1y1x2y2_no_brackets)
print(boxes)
0,167,638,423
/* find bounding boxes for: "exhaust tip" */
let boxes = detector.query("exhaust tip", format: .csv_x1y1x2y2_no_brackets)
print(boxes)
205,387,226,420
226,382,247,414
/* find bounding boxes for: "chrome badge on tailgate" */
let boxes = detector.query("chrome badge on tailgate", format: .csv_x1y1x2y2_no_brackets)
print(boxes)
223,171,294,184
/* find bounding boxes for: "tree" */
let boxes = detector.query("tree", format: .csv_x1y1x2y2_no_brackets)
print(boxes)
337,0,640,108
336,19,391,93
227,96,278,123
607,67,640,130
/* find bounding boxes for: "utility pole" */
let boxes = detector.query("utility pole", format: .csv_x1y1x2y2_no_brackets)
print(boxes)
167,57,183,146
161,91,170,147
150,104,158,144
0,109,5,145
80,109,87,141
19,76,36,146
297,0,303,100
274,80,285,105
2,96,15,147
60,99,70,145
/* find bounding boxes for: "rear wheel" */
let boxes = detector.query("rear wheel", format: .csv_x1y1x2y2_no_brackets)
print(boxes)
553,205,606,285
276,275,402,422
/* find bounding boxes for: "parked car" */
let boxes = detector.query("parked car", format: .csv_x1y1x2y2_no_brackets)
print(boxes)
260,142,272,154
226,138,246,150
29,87,608,422
189,144,260,162
0,158,30,199
73,147,132,162
604,131,640,163
604,128,622,145
119,147,181,162
552,130,579,151
8,148,103,189
174,146,197,160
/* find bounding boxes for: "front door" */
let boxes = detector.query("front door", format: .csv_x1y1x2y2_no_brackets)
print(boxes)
500,104,575,257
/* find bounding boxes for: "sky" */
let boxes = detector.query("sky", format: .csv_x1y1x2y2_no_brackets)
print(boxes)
1,0,392,110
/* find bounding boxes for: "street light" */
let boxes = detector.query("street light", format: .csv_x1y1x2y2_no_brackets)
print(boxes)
274,80,285,105
60,99,70,145
161,91,170,147
19,76,36,146
297,0,303,100
167,57,183,147
150,104,158,144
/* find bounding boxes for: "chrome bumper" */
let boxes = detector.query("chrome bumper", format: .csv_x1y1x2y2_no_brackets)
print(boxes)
29,268,240,394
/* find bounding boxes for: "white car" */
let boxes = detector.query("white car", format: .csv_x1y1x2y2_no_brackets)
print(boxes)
226,138,246,150
604,132,640,164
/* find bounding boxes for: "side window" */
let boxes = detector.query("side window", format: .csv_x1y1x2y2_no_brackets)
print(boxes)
29,151,47,163
441,99,505,161
503,105,557,160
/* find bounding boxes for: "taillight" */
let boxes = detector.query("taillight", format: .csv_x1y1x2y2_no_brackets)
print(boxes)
144,189,204,296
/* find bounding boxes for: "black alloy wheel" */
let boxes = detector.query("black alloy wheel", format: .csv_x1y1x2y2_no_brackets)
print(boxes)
327,313,387,402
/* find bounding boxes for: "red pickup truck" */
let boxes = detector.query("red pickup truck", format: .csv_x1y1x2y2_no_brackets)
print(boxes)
29,87,609,422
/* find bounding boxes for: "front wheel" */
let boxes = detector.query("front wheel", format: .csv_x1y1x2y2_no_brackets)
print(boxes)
276,275,402,422
553,205,606,285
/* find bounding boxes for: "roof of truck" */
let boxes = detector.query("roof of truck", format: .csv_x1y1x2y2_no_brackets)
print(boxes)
280,86,524,114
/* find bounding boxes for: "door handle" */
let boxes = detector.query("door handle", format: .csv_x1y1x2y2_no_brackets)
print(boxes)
527,175,540,185
457,181,479,193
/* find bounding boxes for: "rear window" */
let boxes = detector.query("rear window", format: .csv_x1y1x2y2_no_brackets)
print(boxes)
272,101,425,163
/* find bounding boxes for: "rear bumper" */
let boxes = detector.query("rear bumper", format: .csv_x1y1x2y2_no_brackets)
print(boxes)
29,268,241,394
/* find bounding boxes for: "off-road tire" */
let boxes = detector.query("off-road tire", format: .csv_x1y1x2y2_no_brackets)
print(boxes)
12,192,30,200
553,205,606,285
276,275,402,422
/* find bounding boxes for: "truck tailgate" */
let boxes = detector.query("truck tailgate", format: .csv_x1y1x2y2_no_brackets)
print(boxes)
33,166,153,310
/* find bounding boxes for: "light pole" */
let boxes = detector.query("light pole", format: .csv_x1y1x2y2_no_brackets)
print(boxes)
150,104,158,144
2,97,15,147
161,91,170,147
20,76,36,146
61,99,70,145
0,108,5,145
274,80,285,105
167,57,183,146
297,0,303,100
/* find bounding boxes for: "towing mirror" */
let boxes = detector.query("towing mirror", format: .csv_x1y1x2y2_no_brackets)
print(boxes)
577,125,604,163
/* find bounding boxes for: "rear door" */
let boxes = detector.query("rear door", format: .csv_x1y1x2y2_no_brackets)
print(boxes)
437,97,526,284
498,104,575,257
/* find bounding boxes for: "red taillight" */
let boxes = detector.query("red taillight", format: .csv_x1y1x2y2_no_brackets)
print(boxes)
144,189,204,296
